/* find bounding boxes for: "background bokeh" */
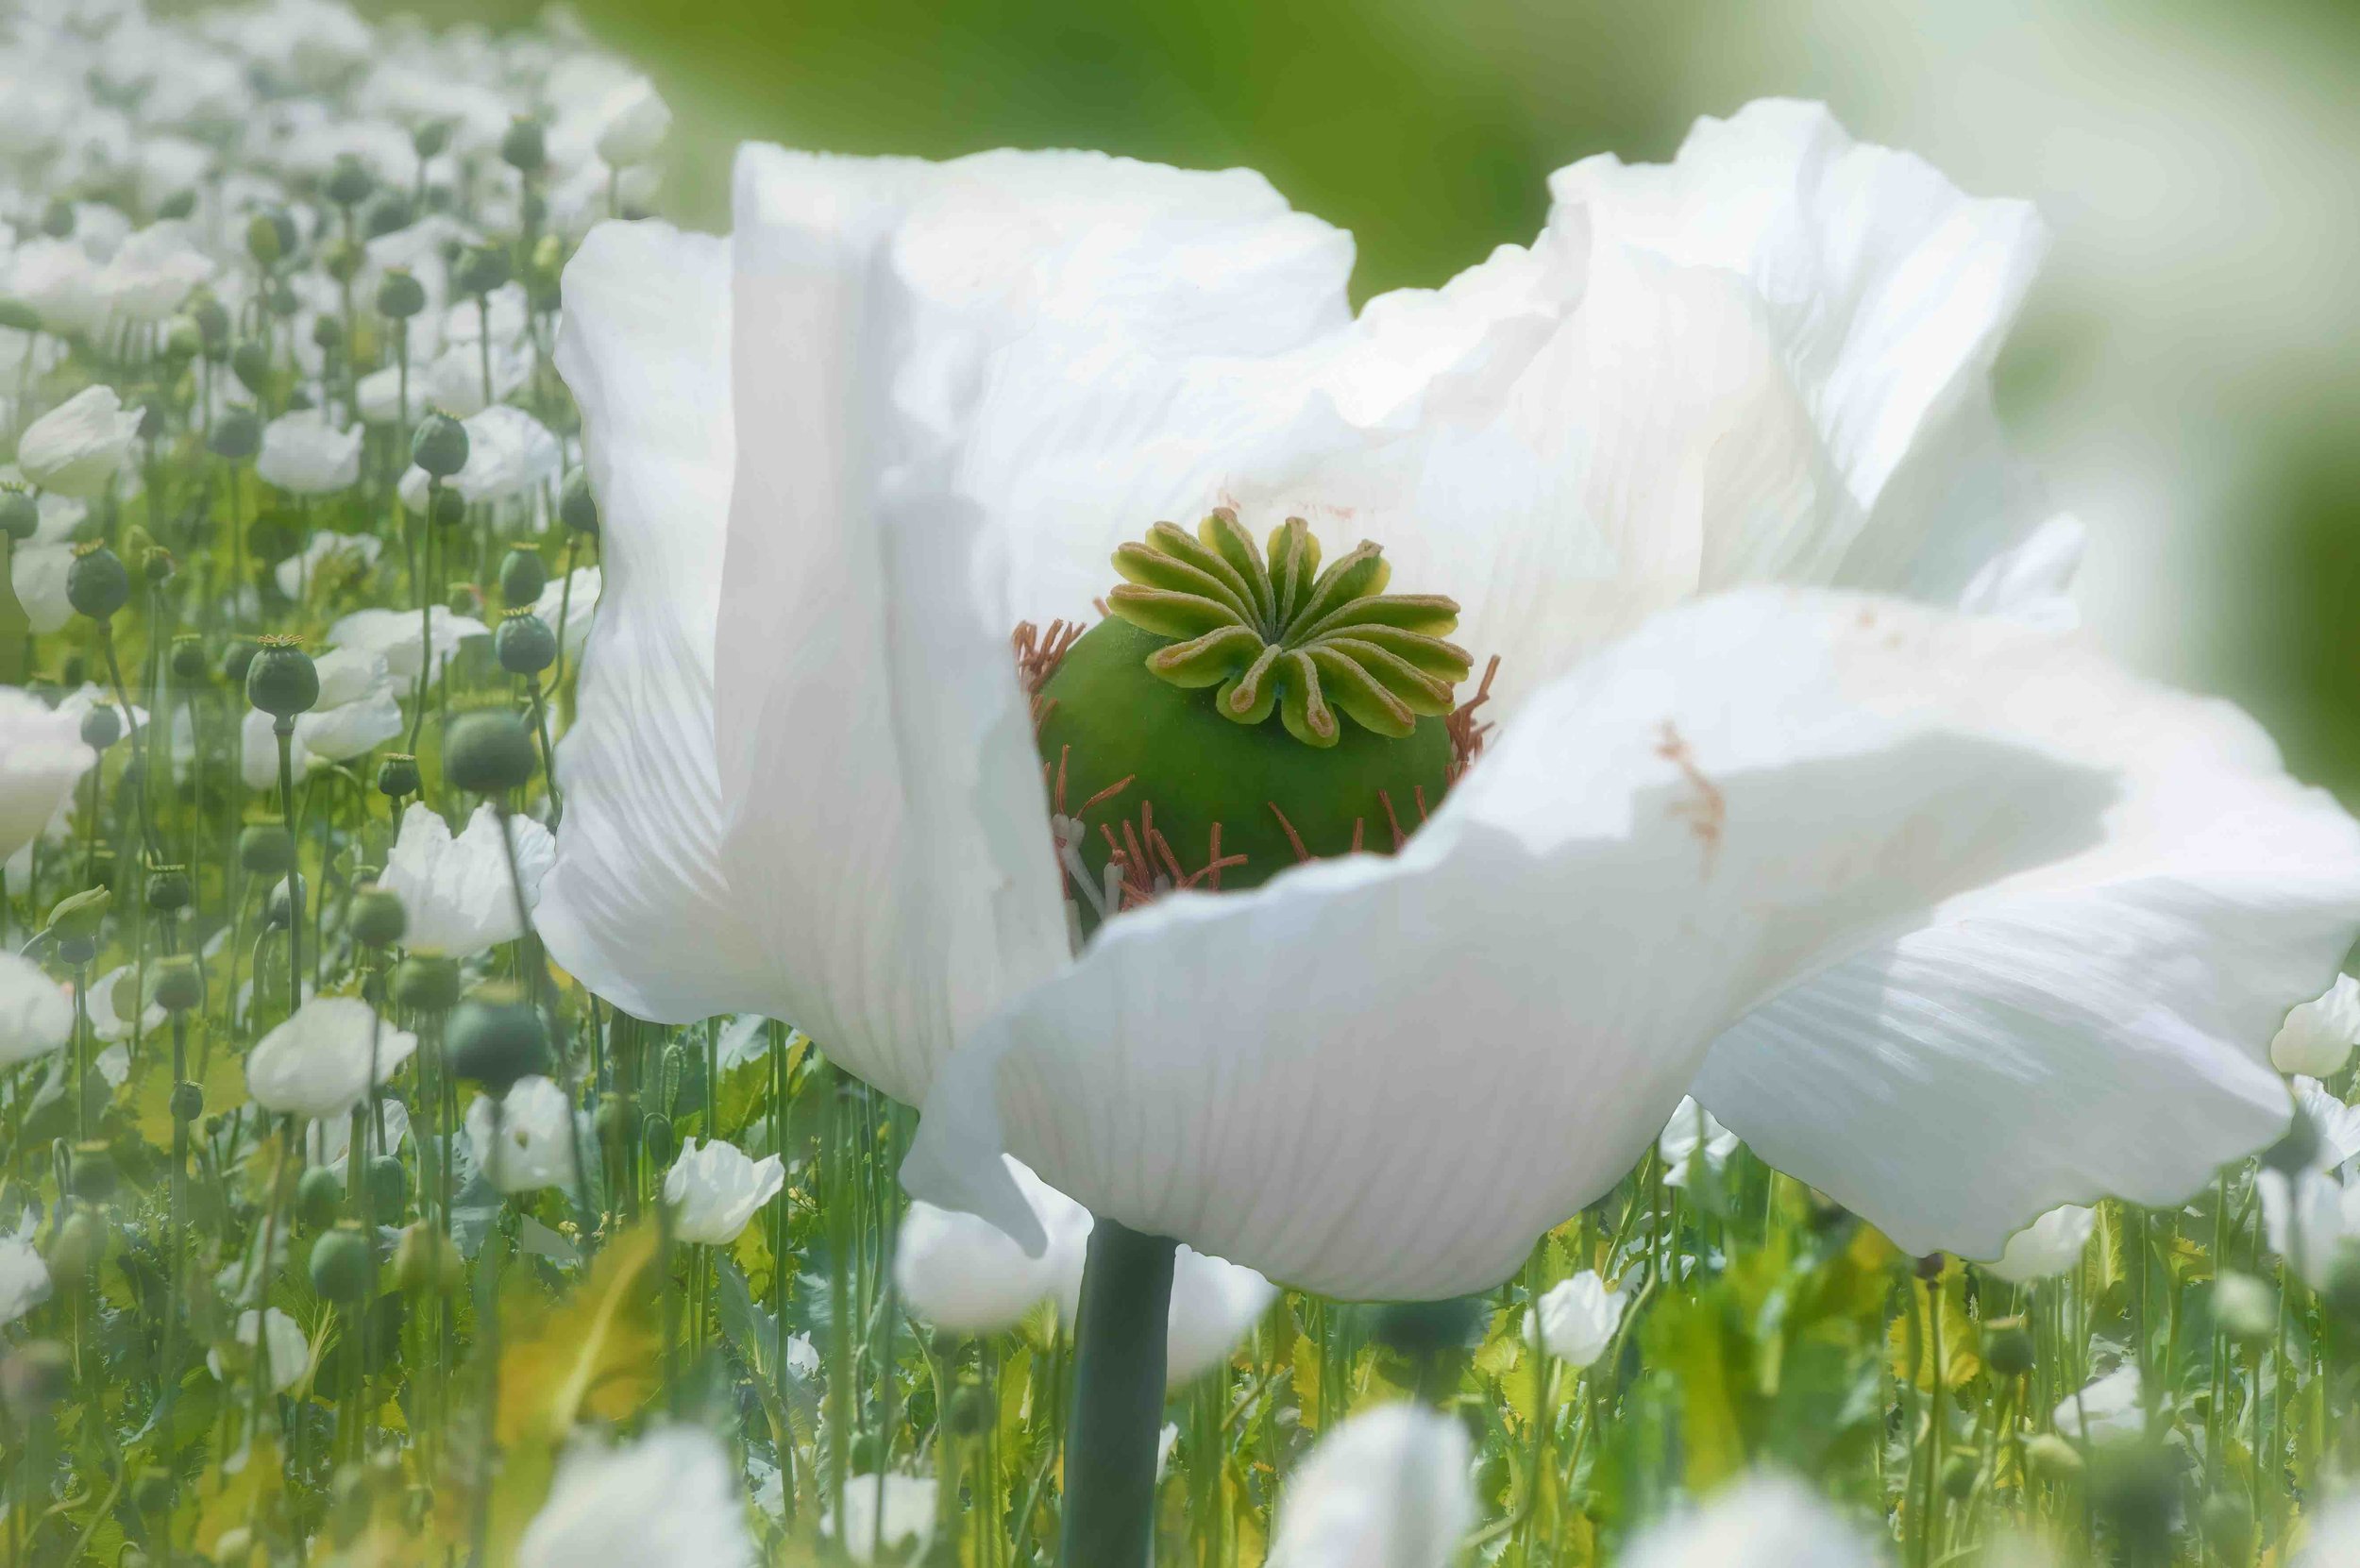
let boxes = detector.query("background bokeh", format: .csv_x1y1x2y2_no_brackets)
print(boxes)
405,0,2360,798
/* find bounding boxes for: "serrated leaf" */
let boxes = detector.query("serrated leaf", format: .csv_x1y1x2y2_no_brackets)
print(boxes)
495,1219,660,1445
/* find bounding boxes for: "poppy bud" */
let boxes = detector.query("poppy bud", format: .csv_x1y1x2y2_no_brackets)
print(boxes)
395,1221,461,1294
643,1111,676,1167
239,820,295,875
0,489,35,542
246,209,296,266
46,885,109,943
298,1166,345,1229
375,267,426,320
210,406,262,461
310,1222,370,1303
221,639,259,686
79,704,122,751
49,1212,102,1283
146,864,191,912
454,244,510,300
446,984,549,1094
191,295,230,351
945,1382,992,1439
69,1141,117,1203
443,710,536,795
363,193,414,240
499,117,547,173
495,609,556,677
559,471,598,537
67,545,129,621
376,752,420,800
324,157,375,210
497,547,547,607
171,1080,204,1122
412,121,450,160
0,300,37,333
246,638,319,717
411,411,468,479
39,199,73,238
430,486,467,530
170,634,208,682
1985,1324,2034,1379
393,953,459,1013
351,885,407,949
156,957,203,1015
368,1155,406,1220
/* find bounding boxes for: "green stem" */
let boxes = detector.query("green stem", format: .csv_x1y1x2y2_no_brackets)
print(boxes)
1059,1219,1177,1568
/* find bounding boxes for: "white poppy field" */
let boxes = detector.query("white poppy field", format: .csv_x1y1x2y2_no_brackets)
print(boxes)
5,3,2360,1567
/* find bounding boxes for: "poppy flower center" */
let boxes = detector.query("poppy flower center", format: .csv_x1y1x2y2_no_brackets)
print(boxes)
1021,508,1495,937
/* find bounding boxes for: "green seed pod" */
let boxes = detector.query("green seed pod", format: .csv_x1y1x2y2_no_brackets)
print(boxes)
1940,1454,1978,1501
445,984,549,1094
170,1080,204,1122
376,752,421,800
322,236,363,285
430,486,467,531
393,953,460,1013
363,193,415,241
375,266,427,320
558,470,598,537
594,1092,640,1145
324,156,375,210
495,610,556,677
453,244,510,299
238,820,295,875
367,1155,407,1221
297,1166,346,1229
69,1141,118,1203
497,547,547,607
0,489,36,541
191,295,230,351
78,703,123,751
146,864,192,912
642,1111,676,1168
945,1381,991,1439
351,885,407,949
309,1222,371,1302
170,634,208,682
411,411,468,479
157,956,203,1015
499,117,547,173
2024,1433,2082,1479
246,639,320,717
1984,1324,2034,1379
67,545,129,621
220,639,259,688
443,710,536,795
246,209,296,266
49,1211,103,1283
209,406,262,461
412,120,450,160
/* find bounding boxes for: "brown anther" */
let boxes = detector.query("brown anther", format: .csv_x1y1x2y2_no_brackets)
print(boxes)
1267,802,1313,865
1012,618,1085,698
1412,784,1431,824
1375,789,1407,853
1076,774,1135,816
1445,654,1501,784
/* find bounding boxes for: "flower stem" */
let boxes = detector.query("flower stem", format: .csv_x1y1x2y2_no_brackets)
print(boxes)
1059,1218,1177,1568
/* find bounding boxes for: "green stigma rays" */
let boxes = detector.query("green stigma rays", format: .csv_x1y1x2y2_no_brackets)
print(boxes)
1105,509,1474,748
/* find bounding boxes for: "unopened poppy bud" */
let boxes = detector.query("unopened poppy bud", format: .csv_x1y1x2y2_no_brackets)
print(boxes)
246,637,319,717
298,1166,344,1229
495,609,556,676
324,156,375,210
221,639,259,686
363,193,414,240
643,1111,676,1167
446,984,549,1094
67,545,129,621
156,957,203,1015
559,470,598,537
46,885,110,943
1985,1323,2034,1379
146,864,191,912
142,544,174,584
393,953,459,1013
69,1141,118,1203
376,752,420,800
238,820,295,875
0,489,36,541
246,208,296,266
453,244,510,299
79,703,123,750
191,295,230,350
430,486,467,529
170,635,208,682
170,1080,204,1122
49,1211,102,1282
1940,1455,1978,1501
55,934,94,966
2213,1272,2276,1341
443,710,536,795
2025,1433,2082,1479
412,120,450,160
945,1382,991,1439
310,1222,370,1303
209,406,262,461
411,410,468,478
497,547,546,607
39,199,72,238
164,313,204,359
352,885,407,949
499,117,547,173
2199,1492,2253,1558
375,267,426,320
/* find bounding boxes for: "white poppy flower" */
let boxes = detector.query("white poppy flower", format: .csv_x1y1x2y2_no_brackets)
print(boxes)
516,1426,755,1568
245,997,418,1121
541,110,2360,1301
238,649,403,784
256,413,362,496
8,541,73,634
1658,1096,1739,1189
2296,1076,2360,1171
396,403,561,508
361,342,532,424
17,385,143,497
824,1474,936,1566
2299,1497,2360,1568
662,1136,785,1245
0,952,73,1068
1154,1245,1281,1386
0,1219,51,1325
465,1076,578,1194
304,1098,410,1175
531,565,599,657
0,685,95,863
7,238,108,337
94,221,215,322
1265,1404,1472,1568
209,1307,311,1394
593,77,670,168
2274,975,2360,1078
272,529,379,598
380,801,554,957
2053,1365,2146,1444
2261,1162,2360,1291
897,1155,1090,1334
1531,1271,1627,1368
84,964,162,1044
328,604,490,683
1987,1205,2099,1285
1621,1475,1880,1568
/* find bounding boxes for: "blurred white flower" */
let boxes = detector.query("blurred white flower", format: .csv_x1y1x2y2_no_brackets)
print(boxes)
2299,1496,2360,1568
897,1155,1090,1334
0,686,95,863
531,565,599,656
245,997,417,1121
209,1307,311,1394
516,1426,755,1568
361,341,531,423
2274,975,2360,1078
256,413,362,496
18,385,142,497
1987,1205,2098,1284
94,221,214,321
328,604,490,682
663,1136,785,1245
1531,1271,1627,1368
465,1075,578,1194
593,77,670,167
1622,1475,1880,1568
304,1098,410,1175
380,801,553,957
8,540,72,634
0,952,72,1068
2054,1365,2146,1443
272,529,379,599
0,1220,51,1326
824,1474,936,1566
7,238,107,336
1658,1095,1739,1189
83,964,161,1043
2296,1076,2360,1170
397,403,560,507
1265,1404,1472,1568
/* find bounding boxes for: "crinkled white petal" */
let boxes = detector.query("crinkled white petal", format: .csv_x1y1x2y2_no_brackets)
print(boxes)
380,801,551,957
1986,1205,2098,1285
2274,974,2360,1078
0,951,73,1068
0,686,95,866
244,997,416,1121
515,1425,755,1568
1265,1404,1472,1568
1620,1475,1880,1568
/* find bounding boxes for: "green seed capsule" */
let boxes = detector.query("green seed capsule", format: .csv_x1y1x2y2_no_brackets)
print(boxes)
498,547,547,607
443,710,537,795
495,610,557,676
445,984,550,1094
393,953,460,1013
411,411,469,479
309,1222,371,1303
351,886,408,949
246,639,319,717
66,546,129,621
298,1166,346,1229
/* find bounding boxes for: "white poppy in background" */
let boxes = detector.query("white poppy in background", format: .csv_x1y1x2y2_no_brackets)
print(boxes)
271,529,379,598
1986,1205,2099,1285
2274,975,2360,1078
1621,1475,1880,1568
662,1136,785,1244
17,384,142,497
245,996,418,1121
359,341,531,424
8,538,73,634
1531,1271,1627,1368
54,683,147,742
328,604,490,682
898,1155,1091,1334
824,1474,936,1567
465,1075,579,1194
7,238,107,336
1658,1096,1739,1189
84,964,162,1043
2296,1076,2360,1170
516,1426,755,1568
237,648,402,785
541,104,2360,1302
593,76,670,167
379,801,554,957
396,402,560,508
93,220,214,321
2299,1497,2360,1568
304,1097,410,1174
1265,1403,1472,1568
209,1307,311,1394
255,413,362,495
2054,1365,2146,1444
0,686,96,862
0,952,72,1068
1148,1245,1281,1387
0,1216,51,1325
531,565,599,657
